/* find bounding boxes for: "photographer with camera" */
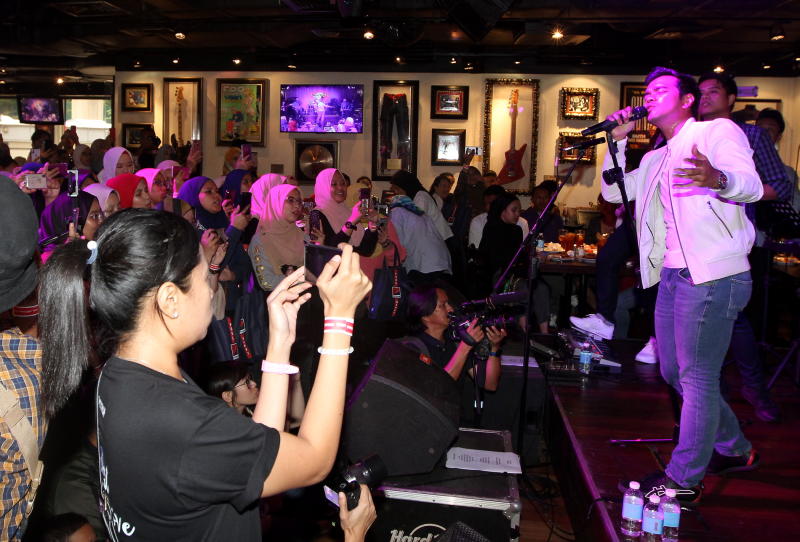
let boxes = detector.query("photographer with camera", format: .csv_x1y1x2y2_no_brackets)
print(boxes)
401,285,505,392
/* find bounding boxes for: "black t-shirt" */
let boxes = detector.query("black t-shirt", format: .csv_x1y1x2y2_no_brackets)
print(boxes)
96,357,280,541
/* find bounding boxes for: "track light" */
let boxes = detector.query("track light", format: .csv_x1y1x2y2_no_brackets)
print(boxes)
232,58,241,65
363,28,375,40
287,64,297,69
514,60,521,65
172,58,180,64
769,25,785,41
450,57,457,64
56,77,64,84
762,62,772,70
174,32,186,40
713,65,724,73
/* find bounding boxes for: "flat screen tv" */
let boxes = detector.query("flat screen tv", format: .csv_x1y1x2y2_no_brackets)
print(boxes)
18,97,64,124
279,84,364,133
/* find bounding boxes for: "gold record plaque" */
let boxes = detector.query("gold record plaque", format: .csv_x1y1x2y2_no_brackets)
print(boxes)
295,140,338,182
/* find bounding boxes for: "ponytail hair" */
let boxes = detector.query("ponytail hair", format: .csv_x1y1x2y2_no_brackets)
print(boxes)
39,209,200,417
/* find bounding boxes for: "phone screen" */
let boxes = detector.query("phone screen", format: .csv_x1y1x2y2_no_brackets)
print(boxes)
323,485,340,508
238,191,252,209
304,242,342,284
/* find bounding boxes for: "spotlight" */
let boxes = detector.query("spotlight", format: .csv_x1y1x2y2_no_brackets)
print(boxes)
769,25,785,41
795,56,800,62
0,68,5,73
762,62,772,70
0,80,5,85
713,65,724,73
363,29,375,40
56,77,64,84
464,62,473,71
172,58,180,64
552,27,564,40
395,56,403,64
514,60,521,65
287,64,297,69
134,60,141,68
232,58,241,65
175,32,186,40
450,57,457,64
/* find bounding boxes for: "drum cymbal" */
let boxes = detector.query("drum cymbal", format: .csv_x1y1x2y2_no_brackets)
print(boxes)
299,144,334,179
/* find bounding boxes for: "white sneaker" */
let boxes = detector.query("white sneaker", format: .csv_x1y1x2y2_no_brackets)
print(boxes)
569,313,614,340
635,337,658,364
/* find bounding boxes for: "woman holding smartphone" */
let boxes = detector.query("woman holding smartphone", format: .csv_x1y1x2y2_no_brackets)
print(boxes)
39,209,372,541
313,168,378,255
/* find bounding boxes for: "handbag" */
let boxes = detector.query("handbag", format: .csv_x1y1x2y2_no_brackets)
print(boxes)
368,243,410,321
207,291,268,363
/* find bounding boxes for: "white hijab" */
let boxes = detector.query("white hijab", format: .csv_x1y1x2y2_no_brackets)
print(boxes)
84,183,119,212
99,147,133,184
314,168,364,245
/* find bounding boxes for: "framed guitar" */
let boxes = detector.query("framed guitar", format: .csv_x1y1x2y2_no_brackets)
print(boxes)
163,78,203,147
497,89,527,185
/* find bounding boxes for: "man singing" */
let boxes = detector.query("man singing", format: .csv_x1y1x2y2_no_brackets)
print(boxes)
603,67,763,504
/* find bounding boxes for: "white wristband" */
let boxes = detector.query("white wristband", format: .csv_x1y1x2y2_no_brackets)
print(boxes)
261,361,299,375
317,346,354,356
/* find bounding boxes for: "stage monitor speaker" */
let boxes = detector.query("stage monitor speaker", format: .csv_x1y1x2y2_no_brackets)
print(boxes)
344,339,460,476
443,0,515,42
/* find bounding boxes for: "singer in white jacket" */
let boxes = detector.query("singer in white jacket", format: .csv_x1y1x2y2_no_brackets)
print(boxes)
602,67,763,504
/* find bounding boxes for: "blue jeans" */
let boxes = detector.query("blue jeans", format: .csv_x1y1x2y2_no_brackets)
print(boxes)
655,267,753,487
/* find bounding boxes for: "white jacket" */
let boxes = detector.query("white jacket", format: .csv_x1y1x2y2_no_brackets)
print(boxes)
602,118,763,288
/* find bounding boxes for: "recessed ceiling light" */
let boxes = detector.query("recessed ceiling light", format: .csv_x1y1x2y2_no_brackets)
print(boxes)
0,80,6,85
0,68,6,73
552,28,564,40
287,64,297,69
450,57,457,64
395,56,403,63
769,25,785,41
363,29,375,40
56,77,64,84
232,58,241,65
762,62,772,70
514,60,521,65
795,56,800,62
175,32,186,40
713,65,724,73
133,60,141,68
172,58,180,64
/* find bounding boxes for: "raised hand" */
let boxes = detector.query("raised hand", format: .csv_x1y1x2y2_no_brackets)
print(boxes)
673,145,722,189
266,267,312,346
316,244,372,319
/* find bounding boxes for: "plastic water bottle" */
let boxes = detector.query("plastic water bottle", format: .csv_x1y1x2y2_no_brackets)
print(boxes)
578,342,593,375
642,494,663,541
620,481,644,536
659,488,680,541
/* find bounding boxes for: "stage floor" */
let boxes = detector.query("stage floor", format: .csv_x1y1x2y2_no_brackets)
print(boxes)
544,339,800,542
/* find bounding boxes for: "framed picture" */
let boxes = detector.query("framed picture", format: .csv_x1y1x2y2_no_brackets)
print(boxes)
294,139,339,183
163,78,202,147
560,87,599,120
430,85,469,119
120,83,152,112
216,78,267,146
732,98,782,125
557,130,597,165
121,123,152,150
619,82,656,150
372,80,419,182
482,78,540,195
431,129,466,165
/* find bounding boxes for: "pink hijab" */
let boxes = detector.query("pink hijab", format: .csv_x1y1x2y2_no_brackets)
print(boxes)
250,173,287,221
250,184,305,275
314,168,363,244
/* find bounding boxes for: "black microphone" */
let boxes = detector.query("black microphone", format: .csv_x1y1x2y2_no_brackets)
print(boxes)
562,137,605,152
581,106,648,137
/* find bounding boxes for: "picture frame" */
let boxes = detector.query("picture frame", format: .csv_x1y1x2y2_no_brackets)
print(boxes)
619,82,656,150
560,87,599,120
120,83,152,112
121,123,152,150
557,130,597,165
294,139,339,183
482,78,540,195
216,78,267,146
431,129,466,165
430,85,469,119
372,80,419,182
163,78,202,147
732,98,782,125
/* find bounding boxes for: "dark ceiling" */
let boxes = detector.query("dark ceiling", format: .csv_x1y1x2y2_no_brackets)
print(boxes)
1,0,799,83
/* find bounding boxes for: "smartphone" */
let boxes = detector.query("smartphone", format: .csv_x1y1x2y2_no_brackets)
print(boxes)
308,209,322,238
54,163,69,178
238,191,252,209
23,173,47,190
302,201,316,213
323,485,340,508
465,145,483,156
30,148,41,162
304,242,342,284
376,203,389,216
67,169,80,197
241,143,251,159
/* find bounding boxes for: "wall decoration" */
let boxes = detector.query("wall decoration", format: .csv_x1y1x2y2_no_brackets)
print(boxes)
294,139,339,183
372,80,419,182
431,129,466,165
557,130,597,165
732,98,782,125
121,123,152,150
216,78,267,146
163,78,202,147
560,87,599,120
120,83,152,112
482,78,539,195
619,82,657,151
430,85,469,119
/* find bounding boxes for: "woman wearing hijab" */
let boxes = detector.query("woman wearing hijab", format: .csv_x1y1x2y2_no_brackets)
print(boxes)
38,190,102,260
137,167,174,212
99,147,134,183
248,184,305,292
221,169,258,243
392,170,453,243
84,183,120,217
106,173,152,209
313,168,378,255
250,173,287,222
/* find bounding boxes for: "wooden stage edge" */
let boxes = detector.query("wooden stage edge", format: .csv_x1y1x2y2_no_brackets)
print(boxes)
543,339,800,542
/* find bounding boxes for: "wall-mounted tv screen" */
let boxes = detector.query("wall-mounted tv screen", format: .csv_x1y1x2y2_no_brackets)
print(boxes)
18,97,64,124
279,84,364,133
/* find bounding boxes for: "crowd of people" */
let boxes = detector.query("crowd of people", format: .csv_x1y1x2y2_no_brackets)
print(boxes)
0,65,796,541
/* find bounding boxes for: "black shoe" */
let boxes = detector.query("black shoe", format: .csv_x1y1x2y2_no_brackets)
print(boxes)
741,387,780,423
706,448,760,476
627,471,702,506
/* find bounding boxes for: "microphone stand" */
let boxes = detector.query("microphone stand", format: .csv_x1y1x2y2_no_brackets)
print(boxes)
601,134,638,253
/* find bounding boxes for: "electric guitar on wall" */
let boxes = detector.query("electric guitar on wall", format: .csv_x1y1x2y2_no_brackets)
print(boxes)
497,89,527,185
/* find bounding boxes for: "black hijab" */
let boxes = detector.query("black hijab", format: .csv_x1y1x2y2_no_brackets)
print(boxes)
480,193,523,276
38,191,98,245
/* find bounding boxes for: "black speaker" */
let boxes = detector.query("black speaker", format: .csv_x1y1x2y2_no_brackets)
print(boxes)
344,339,460,476
443,0,515,42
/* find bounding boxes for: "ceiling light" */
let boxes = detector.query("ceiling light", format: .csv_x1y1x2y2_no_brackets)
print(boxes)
450,57,457,64
232,58,241,65
551,27,564,40
762,62,772,70
514,60,521,65
133,60,141,68
287,64,297,69
395,56,403,63
713,65,724,73
464,62,473,71
0,68,5,73
363,29,375,40
174,32,186,40
795,56,800,62
56,77,64,84
172,58,180,64
0,80,6,85
769,25,785,41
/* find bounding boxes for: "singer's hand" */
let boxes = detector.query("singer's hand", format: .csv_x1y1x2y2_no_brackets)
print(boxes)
673,145,721,189
608,106,636,142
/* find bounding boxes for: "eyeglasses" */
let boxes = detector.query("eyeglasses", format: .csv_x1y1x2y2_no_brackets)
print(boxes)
87,210,106,222
234,376,256,389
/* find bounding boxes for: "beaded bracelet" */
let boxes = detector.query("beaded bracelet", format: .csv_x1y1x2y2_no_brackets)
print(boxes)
317,346,354,356
261,361,299,375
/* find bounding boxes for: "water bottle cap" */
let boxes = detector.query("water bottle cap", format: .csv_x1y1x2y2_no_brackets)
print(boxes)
649,494,660,503
664,488,676,498
629,481,640,490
